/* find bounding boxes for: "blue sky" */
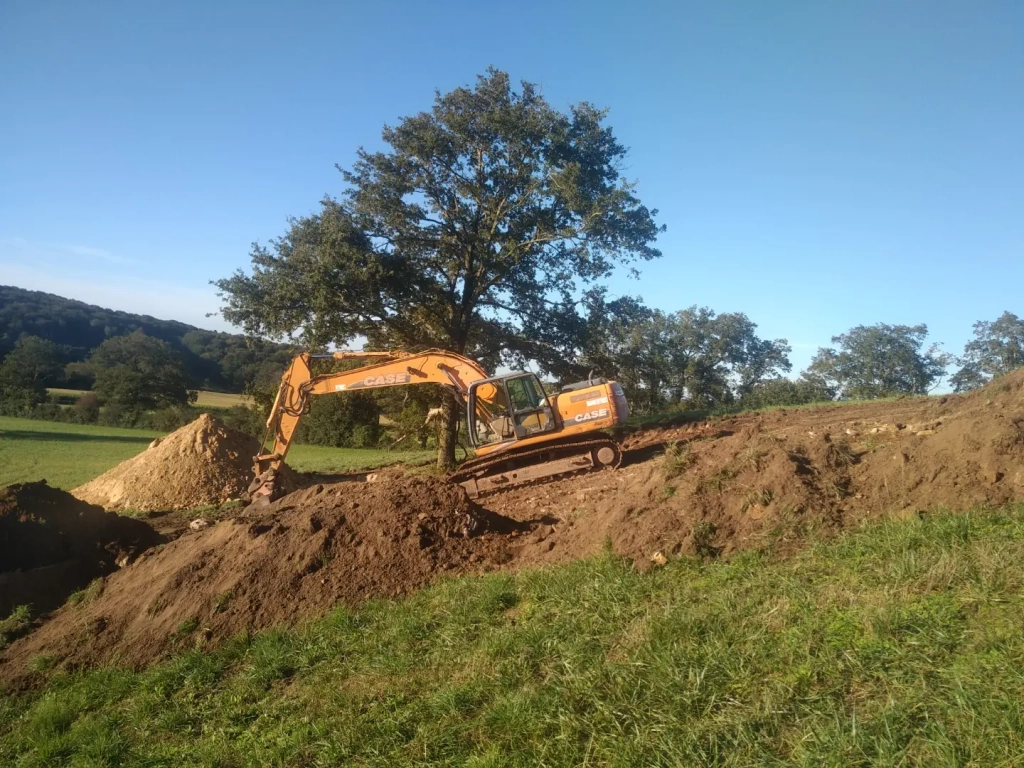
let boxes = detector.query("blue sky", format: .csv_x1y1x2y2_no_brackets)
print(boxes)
1,1,1021,375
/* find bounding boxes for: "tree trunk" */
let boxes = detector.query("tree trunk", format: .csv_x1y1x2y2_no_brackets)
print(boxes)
436,392,461,470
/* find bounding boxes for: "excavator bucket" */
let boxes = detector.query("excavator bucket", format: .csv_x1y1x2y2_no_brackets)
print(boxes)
245,466,283,509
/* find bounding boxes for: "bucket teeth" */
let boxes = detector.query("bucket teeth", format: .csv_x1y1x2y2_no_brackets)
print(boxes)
245,469,280,506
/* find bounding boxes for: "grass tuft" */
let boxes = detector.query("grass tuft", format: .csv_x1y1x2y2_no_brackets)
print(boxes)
0,606,32,650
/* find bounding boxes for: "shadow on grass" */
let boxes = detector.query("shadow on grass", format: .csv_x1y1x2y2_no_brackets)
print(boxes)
0,430,154,445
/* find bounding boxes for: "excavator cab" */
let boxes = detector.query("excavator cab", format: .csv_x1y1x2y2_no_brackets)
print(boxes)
468,372,556,447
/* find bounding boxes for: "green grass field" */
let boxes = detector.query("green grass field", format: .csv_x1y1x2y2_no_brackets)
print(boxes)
3,504,1024,765
0,417,434,489
46,389,250,409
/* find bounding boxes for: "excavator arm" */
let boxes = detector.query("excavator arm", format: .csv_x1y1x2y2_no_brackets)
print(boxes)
248,349,489,502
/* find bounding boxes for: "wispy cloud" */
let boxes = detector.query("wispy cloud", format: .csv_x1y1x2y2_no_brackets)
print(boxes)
1,237,137,265
66,244,136,265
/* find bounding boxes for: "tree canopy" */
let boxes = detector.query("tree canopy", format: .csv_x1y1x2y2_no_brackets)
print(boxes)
951,311,1024,392
805,323,949,399
85,331,196,413
556,298,792,413
216,69,664,464
0,335,65,414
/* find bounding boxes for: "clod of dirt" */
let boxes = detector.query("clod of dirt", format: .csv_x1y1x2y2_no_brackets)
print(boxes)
1,476,517,685
71,414,298,511
0,482,163,616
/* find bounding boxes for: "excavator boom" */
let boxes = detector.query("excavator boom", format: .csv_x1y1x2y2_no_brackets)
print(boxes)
256,349,487,470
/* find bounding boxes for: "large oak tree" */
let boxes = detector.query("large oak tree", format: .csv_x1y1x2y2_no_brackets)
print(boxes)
216,69,663,466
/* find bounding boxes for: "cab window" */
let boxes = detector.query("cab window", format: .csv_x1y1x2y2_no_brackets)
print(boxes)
505,375,545,411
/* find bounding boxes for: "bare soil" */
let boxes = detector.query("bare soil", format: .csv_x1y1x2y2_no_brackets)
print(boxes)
0,476,519,684
71,414,298,511
0,482,162,616
2,370,1023,687
483,369,1024,569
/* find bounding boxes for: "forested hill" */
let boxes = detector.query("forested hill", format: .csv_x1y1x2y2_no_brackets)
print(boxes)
0,285,292,392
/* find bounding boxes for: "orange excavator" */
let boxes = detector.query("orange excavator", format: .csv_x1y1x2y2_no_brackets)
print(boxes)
248,349,630,502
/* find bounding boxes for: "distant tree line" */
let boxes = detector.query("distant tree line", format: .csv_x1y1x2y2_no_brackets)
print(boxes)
553,302,1022,415
0,285,294,392
1,286,1019,445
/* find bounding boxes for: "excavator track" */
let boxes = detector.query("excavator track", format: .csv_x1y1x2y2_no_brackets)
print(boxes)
447,436,622,498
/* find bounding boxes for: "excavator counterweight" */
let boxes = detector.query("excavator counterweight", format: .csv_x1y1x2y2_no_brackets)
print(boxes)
248,349,630,504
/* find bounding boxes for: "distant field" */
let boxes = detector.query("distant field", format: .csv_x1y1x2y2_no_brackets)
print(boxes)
193,390,251,408
0,418,162,489
46,389,250,409
0,417,434,490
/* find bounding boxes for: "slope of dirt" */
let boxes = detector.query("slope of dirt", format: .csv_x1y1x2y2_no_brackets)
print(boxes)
71,414,298,511
3,372,1022,688
0,482,163,615
481,369,1024,568
0,476,518,685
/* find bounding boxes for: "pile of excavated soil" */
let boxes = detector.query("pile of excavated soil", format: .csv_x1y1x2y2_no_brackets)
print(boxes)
72,414,298,511
4,371,1023,687
0,476,518,684
481,368,1024,568
0,482,162,616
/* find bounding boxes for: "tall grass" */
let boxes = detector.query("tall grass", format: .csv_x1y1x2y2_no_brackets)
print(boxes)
4,504,1024,765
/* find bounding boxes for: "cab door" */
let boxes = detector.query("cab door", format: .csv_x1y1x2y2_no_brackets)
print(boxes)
503,373,557,440
467,373,556,448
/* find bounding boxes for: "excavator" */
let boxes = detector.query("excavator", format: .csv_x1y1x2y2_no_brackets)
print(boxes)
248,349,630,502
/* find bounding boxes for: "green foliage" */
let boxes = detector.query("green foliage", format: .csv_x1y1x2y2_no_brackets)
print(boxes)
66,579,104,608
69,392,99,424
564,299,792,413
739,376,835,409
662,440,694,479
6,506,1024,765
143,405,202,433
0,335,65,414
297,391,382,448
0,605,32,650
951,310,1024,391
375,385,444,450
805,323,950,399
691,520,720,558
217,404,265,438
216,69,663,465
0,285,294,392
86,331,196,414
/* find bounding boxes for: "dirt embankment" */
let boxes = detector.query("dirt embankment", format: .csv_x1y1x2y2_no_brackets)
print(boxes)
0,482,162,616
0,476,519,681
71,414,298,512
481,368,1024,567
2,371,1022,688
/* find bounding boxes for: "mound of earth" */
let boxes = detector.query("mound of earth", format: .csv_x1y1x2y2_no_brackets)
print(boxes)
4,372,1023,688
71,414,298,511
0,482,163,616
0,475,518,685
481,368,1024,567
